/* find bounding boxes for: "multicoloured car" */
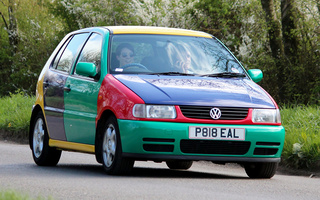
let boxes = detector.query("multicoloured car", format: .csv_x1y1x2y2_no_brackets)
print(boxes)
29,26,285,178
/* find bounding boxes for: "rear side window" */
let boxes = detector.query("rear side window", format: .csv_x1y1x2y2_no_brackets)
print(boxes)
53,33,89,73
52,37,72,70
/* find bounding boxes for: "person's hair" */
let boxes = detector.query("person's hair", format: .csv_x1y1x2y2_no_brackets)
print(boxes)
116,43,134,56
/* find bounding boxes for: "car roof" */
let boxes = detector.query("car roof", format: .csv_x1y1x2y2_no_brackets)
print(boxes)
104,26,212,38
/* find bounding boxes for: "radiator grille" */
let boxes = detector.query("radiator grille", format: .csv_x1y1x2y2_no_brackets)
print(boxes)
179,106,248,120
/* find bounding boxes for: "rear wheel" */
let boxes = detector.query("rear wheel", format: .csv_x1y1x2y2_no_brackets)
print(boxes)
31,112,61,166
244,162,278,179
100,116,134,175
166,160,193,170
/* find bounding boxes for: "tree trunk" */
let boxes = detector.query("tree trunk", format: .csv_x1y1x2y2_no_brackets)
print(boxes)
260,0,285,102
7,0,19,55
260,0,284,60
281,0,299,61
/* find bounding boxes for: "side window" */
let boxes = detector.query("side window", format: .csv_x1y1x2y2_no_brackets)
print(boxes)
52,36,72,69
55,33,89,73
75,33,102,77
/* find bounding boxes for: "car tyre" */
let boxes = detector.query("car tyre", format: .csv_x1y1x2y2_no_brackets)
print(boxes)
101,116,134,175
244,162,278,179
166,160,193,170
31,112,61,166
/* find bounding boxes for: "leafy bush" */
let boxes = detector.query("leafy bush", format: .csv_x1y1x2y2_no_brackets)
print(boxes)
281,106,320,169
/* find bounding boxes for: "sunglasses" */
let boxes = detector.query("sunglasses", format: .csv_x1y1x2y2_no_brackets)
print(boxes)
121,53,134,58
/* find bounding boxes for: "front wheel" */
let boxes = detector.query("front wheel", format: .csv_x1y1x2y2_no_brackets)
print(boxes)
100,116,134,175
244,162,278,179
31,112,61,166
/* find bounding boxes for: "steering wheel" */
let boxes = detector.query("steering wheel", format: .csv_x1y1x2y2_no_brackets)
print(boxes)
121,63,148,70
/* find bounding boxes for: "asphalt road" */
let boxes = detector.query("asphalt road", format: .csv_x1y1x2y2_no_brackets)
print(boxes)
0,141,319,200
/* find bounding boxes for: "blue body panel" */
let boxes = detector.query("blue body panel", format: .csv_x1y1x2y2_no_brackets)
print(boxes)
114,75,275,108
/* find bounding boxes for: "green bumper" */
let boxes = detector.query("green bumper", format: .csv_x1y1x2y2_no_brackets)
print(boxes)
118,119,285,162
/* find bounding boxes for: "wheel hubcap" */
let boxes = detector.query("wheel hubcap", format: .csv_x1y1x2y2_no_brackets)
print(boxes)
33,118,45,158
103,124,116,167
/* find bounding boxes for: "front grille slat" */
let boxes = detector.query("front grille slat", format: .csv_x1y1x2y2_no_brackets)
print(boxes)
180,106,248,120
143,144,174,152
254,148,278,155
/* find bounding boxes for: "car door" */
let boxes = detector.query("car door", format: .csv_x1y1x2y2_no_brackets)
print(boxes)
63,33,103,145
43,33,89,141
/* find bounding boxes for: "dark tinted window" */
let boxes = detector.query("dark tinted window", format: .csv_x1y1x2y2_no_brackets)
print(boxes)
55,33,89,73
75,33,102,76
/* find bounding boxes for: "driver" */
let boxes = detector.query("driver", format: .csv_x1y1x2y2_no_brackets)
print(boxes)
116,43,135,68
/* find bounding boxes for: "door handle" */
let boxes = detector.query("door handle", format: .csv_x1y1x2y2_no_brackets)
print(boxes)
43,81,49,87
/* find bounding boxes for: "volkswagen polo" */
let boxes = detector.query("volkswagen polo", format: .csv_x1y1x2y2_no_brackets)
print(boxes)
29,26,285,178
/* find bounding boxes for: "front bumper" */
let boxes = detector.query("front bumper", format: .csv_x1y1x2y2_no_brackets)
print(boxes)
118,120,285,163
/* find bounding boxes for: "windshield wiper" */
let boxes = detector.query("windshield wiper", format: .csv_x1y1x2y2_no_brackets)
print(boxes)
202,72,246,78
148,72,195,76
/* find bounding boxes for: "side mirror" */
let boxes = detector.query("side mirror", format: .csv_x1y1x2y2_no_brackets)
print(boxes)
75,62,97,77
248,69,263,83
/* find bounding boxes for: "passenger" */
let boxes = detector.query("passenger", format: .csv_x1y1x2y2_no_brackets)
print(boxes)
167,43,192,73
176,48,191,73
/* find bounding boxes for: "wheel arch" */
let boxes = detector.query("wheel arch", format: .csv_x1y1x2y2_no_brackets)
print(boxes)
95,109,117,163
29,105,43,149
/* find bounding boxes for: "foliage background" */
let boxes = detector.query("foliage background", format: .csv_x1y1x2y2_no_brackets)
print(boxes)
1,0,319,105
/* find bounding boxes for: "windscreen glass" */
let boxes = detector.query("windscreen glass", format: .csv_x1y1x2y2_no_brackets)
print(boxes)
109,34,245,75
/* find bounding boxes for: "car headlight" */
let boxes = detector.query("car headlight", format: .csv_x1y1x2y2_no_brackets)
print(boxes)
133,104,176,119
252,109,281,123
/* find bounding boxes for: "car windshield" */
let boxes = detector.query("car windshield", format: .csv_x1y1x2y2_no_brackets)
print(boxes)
109,34,246,76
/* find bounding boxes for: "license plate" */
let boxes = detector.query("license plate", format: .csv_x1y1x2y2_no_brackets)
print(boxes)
189,126,245,140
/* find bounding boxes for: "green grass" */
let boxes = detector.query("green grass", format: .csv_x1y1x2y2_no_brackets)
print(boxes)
280,105,320,169
0,190,33,200
0,190,52,200
0,92,35,135
0,190,29,200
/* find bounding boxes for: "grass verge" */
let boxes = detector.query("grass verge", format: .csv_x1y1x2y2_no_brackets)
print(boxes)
280,105,320,169
0,190,29,200
0,190,51,200
0,92,35,143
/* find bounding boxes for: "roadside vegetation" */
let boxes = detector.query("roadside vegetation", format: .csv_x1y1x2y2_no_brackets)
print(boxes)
0,92,34,141
0,190,29,200
0,0,319,105
281,106,320,170
0,190,50,200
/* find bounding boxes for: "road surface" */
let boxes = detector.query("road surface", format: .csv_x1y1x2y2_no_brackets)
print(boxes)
0,141,319,200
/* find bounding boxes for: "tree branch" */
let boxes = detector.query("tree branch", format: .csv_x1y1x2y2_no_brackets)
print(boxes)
0,11,9,29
